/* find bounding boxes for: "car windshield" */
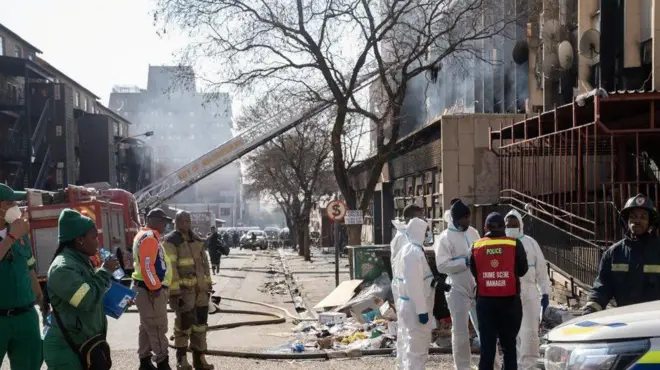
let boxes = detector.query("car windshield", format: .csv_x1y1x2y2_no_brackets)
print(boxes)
251,231,264,236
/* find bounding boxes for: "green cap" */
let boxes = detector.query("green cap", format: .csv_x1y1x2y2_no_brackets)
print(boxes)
58,208,96,244
0,183,26,202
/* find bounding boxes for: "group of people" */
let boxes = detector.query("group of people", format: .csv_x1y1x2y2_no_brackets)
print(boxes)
0,180,216,370
392,192,660,370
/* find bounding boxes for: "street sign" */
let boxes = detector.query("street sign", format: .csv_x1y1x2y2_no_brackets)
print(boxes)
326,200,347,221
344,210,363,225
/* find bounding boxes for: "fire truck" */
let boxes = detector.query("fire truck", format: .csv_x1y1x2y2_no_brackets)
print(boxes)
26,185,140,282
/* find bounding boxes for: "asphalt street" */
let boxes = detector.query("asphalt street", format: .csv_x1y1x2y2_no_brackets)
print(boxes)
1,248,462,369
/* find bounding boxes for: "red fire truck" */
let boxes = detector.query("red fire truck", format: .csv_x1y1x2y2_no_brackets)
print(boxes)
26,185,140,282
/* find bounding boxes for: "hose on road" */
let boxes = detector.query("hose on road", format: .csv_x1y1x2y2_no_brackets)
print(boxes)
125,296,479,360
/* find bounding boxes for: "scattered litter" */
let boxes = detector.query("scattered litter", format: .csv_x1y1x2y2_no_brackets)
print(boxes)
259,280,288,295
319,312,347,326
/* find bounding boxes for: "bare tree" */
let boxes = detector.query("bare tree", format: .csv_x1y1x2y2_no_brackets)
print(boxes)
238,93,335,260
156,0,519,243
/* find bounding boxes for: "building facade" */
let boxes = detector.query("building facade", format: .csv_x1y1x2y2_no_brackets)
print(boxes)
108,66,242,225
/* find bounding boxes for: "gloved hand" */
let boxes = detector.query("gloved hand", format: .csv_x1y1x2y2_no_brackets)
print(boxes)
583,306,596,316
541,294,549,313
418,313,429,325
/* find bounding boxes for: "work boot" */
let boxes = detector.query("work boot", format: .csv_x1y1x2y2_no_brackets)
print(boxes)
139,357,157,370
157,356,172,370
192,351,214,370
176,348,192,370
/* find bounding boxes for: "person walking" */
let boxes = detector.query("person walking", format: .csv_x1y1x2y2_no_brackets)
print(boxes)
392,217,435,370
504,210,551,370
164,211,214,370
434,199,481,370
43,208,120,370
470,212,528,370
132,208,173,370
206,227,222,275
0,183,42,370
584,194,660,314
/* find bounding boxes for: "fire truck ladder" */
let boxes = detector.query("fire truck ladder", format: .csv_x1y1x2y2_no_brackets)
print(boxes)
134,71,381,212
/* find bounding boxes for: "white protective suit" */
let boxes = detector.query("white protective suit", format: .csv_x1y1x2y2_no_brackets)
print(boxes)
392,218,435,370
505,210,552,370
390,219,408,266
435,210,481,370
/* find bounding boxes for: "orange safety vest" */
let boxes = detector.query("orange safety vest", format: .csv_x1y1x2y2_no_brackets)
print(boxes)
473,237,518,297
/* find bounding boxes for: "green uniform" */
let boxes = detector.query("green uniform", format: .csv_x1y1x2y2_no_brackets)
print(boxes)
43,247,112,370
0,229,42,370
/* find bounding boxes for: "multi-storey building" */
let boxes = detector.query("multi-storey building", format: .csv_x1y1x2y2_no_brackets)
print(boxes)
108,65,242,225
0,22,147,190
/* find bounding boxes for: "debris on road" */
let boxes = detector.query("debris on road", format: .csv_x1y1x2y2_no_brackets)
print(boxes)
259,280,288,295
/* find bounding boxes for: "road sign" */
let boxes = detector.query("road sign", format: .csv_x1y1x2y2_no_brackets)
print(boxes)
344,210,363,225
326,200,347,221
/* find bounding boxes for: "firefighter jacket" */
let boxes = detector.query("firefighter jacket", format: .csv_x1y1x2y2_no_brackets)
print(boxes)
131,227,172,291
586,234,660,312
470,231,529,297
163,230,212,296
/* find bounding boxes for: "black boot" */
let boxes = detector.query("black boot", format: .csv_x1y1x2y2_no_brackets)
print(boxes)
139,357,157,370
192,351,214,370
176,348,192,370
157,356,172,370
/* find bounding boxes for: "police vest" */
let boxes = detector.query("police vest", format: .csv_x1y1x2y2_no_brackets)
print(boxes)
131,229,173,287
473,237,517,297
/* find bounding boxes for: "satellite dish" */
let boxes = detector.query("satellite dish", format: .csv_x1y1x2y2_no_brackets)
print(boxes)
558,41,574,70
579,29,601,59
512,41,529,65
543,53,559,74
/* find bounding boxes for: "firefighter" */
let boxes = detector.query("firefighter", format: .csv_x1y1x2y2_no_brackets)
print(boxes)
470,212,529,370
132,208,173,370
206,227,221,275
584,194,660,314
163,211,214,370
0,184,41,370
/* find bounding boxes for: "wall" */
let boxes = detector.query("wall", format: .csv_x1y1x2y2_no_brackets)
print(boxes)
440,114,524,208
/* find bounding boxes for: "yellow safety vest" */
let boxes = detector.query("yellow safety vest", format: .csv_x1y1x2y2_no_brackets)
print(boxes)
131,228,173,288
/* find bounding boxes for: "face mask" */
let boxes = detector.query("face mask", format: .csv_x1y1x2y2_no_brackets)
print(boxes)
3,206,21,224
505,228,522,239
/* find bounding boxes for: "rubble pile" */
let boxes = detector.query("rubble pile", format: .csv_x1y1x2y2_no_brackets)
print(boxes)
259,280,288,295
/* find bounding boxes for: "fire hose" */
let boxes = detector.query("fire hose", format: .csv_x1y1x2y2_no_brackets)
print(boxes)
124,296,481,360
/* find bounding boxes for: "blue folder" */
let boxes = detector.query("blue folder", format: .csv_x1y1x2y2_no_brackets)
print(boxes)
103,281,137,319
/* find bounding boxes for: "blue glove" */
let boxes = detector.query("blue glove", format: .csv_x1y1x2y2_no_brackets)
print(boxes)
418,313,429,325
541,294,549,313
464,256,470,266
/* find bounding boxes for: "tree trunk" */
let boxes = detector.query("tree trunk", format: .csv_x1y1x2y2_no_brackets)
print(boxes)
296,220,305,257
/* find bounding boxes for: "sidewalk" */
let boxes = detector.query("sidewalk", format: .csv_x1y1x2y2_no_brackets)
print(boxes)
279,248,351,312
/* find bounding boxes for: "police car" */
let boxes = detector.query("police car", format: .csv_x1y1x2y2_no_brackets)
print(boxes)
539,300,660,369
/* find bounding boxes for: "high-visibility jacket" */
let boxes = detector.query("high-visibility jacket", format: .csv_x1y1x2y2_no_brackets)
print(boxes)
472,237,519,297
162,230,212,296
132,227,172,290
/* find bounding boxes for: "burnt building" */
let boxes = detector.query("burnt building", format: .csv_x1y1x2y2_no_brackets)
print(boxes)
108,66,242,225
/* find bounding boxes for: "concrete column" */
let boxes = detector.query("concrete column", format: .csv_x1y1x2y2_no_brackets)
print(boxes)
653,0,660,90
624,0,642,68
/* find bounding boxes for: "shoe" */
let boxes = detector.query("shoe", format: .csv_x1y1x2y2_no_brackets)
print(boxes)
176,348,193,370
192,351,214,370
157,356,172,370
139,357,157,370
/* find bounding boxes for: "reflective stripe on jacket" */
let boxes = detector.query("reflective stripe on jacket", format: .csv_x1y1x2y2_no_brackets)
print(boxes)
162,230,212,295
131,227,172,289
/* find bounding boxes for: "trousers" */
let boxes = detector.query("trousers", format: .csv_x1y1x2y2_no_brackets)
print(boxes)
135,285,169,362
446,289,477,370
476,296,523,370
172,291,210,351
0,306,42,370
516,292,541,370
396,298,434,370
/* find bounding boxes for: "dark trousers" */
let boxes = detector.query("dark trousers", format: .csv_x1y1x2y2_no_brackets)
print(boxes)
476,296,523,370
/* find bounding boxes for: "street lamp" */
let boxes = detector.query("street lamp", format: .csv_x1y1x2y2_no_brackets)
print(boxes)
115,131,154,189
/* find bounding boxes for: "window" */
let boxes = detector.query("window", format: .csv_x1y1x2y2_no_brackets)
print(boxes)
83,98,88,111
13,45,21,58
220,208,231,216
74,92,80,107
0,36,4,56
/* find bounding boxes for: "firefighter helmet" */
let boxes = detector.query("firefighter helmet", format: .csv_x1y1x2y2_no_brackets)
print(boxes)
621,194,658,221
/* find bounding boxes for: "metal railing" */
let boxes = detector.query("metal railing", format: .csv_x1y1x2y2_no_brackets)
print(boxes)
31,98,52,158
0,89,24,106
10,167,24,191
34,145,52,190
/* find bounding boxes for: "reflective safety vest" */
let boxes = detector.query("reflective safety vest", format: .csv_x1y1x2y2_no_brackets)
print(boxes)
132,228,173,288
473,237,518,297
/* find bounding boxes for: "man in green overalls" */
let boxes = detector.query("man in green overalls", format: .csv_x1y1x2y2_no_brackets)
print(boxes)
0,183,43,369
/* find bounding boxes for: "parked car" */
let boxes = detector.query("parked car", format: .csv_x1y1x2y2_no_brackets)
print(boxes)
264,227,281,248
240,230,267,250
538,300,660,369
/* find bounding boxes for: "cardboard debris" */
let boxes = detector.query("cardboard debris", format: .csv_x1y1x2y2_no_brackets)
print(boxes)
313,279,363,311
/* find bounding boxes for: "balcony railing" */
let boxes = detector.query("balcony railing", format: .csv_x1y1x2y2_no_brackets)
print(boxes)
10,167,24,191
31,98,52,158
0,89,24,107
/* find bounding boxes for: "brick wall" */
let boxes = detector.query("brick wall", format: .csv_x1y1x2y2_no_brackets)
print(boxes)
548,268,590,308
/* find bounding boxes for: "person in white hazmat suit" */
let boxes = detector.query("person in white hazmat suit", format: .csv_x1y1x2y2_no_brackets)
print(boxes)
392,217,436,370
390,204,425,266
435,200,481,370
504,210,551,370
